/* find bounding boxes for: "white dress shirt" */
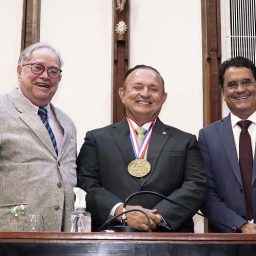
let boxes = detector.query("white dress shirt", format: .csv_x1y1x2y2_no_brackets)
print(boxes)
230,112,256,159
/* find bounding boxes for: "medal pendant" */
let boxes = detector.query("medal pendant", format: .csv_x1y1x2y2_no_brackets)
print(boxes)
128,159,151,177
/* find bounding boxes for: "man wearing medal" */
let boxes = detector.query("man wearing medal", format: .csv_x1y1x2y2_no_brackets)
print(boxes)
77,65,206,232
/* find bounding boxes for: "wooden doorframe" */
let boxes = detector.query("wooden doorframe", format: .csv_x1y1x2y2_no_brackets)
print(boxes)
112,0,129,123
21,0,41,51
201,0,222,126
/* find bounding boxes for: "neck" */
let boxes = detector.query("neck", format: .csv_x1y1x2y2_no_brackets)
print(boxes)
126,116,155,127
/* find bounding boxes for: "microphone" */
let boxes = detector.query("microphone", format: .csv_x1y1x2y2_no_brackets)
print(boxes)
99,190,241,233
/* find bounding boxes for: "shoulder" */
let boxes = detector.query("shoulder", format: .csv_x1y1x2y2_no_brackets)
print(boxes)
199,116,229,135
86,123,118,136
0,92,12,109
158,119,196,139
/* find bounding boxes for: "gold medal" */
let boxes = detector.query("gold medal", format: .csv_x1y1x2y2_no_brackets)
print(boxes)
128,159,151,177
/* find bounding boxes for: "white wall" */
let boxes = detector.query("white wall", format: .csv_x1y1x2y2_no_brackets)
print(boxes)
130,0,203,136
0,0,23,93
40,0,113,148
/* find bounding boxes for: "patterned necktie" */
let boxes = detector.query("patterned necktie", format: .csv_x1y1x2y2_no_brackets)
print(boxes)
237,120,253,220
38,107,58,155
136,127,146,146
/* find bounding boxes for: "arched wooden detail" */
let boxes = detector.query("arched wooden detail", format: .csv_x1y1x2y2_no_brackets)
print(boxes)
21,0,41,51
112,0,129,123
201,0,222,126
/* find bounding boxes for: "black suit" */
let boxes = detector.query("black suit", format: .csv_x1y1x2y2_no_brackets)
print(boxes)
77,118,206,232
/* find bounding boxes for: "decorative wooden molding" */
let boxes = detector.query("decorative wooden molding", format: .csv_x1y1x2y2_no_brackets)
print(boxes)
201,0,222,126
112,0,129,123
21,0,41,51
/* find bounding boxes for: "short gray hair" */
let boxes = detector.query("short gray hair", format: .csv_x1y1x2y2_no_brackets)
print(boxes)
18,42,63,67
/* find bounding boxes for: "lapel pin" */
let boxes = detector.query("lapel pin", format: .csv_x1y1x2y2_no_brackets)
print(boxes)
162,131,167,135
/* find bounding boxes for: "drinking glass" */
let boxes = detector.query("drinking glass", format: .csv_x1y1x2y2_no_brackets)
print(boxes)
23,214,45,232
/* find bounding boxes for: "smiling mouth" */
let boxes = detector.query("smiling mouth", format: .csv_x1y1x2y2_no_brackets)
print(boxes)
36,83,50,89
137,101,151,105
235,96,249,100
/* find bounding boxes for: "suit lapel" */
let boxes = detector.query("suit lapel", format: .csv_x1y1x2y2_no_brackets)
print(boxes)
142,119,171,184
10,89,57,157
111,119,135,166
218,115,242,185
52,105,68,157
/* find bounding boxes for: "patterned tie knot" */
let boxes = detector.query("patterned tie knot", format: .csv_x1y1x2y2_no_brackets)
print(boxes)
136,127,146,145
38,107,48,121
237,120,252,130
136,127,146,136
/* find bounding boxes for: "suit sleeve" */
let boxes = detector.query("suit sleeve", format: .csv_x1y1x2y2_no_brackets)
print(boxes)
155,134,207,231
76,131,122,227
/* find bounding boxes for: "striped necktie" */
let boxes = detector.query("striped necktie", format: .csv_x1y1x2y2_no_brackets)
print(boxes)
38,107,58,155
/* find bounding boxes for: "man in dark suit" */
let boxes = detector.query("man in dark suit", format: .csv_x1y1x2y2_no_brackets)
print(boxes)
198,56,256,233
77,65,206,232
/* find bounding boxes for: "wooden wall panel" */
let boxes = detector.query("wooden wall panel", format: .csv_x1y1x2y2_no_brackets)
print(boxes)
201,0,222,125
21,0,41,51
112,0,129,123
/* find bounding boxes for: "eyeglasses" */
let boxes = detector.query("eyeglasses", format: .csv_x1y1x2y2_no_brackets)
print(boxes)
22,63,62,78
224,79,256,90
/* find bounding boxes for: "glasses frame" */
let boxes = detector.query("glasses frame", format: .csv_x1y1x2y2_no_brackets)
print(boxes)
22,62,62,78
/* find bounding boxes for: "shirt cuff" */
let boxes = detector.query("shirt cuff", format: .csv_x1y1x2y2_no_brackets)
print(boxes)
110,202,123,217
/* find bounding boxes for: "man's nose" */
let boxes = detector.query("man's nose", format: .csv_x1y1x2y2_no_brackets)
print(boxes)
236,83,246,91
141,87,150,96
39,69,50,78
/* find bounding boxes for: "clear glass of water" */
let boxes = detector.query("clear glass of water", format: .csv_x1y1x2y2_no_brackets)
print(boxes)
23,214,45,232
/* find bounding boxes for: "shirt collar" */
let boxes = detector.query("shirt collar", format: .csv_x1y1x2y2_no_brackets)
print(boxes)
230,111,256,128
128,118,153,131
17,87,51,114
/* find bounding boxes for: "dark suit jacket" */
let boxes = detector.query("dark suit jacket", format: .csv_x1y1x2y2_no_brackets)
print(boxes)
77,118,206,232
198,114,256,232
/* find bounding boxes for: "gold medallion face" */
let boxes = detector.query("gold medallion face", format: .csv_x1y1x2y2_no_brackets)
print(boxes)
128,159,151,177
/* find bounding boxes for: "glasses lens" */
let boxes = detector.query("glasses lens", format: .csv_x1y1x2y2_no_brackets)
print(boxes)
31,63,45,75
47,67,61,78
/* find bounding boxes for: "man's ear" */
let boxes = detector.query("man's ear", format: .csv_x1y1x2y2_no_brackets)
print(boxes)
119,87,125,103
17,65,22,79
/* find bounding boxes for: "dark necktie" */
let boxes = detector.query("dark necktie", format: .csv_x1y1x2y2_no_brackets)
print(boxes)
237,120,253,220
38,107,58,155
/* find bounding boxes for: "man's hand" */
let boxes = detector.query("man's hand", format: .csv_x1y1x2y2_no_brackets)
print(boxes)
114,204,162,231
240,222,256,233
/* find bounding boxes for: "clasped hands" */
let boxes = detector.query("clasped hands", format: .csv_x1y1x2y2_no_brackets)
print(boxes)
115,204,163,231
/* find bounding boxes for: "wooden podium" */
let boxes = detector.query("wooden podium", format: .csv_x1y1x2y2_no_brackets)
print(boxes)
0,232,256,255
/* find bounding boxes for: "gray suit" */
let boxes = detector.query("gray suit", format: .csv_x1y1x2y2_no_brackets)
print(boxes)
0,89,77,231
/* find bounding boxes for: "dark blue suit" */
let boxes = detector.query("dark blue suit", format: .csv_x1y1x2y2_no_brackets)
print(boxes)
198,114,256,232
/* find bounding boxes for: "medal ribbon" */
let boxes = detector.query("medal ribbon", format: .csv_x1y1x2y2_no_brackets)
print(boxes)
127,117,155,159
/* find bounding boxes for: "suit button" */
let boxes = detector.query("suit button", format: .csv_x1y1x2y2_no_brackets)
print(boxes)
57,182,62,188
240,188,243,192
54,205,60,211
